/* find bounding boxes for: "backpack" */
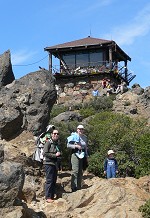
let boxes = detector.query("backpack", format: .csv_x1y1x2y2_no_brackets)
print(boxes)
32,125,55,162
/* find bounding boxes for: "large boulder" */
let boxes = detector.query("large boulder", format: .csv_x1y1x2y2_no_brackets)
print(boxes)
0,50,15,89
131,83,144,95
0,69,57,139
0,161,25,208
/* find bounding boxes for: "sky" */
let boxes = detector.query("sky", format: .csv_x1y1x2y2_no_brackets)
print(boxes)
1,0,150,88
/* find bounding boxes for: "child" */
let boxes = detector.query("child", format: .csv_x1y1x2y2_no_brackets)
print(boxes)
104,150,118,179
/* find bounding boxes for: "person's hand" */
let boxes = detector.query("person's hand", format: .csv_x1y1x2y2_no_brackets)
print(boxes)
104,171,106,175
75,144,82,150
116,170,118,174
56,152,61,157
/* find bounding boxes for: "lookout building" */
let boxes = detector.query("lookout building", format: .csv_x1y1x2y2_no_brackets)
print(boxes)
44,36,136,104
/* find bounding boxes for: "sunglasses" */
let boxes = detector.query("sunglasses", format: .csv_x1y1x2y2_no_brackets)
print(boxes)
53,132,59,135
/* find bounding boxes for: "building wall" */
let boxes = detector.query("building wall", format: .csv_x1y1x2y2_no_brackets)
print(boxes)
55,73,121,104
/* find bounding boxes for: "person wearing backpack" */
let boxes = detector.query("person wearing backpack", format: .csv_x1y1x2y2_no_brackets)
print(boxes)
33,125,55,163
67,125,88,192
104,150,118,179
43,129,61,203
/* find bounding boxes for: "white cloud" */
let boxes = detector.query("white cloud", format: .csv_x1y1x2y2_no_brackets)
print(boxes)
82,0,113,14
11,50,37,65
104,3,150,46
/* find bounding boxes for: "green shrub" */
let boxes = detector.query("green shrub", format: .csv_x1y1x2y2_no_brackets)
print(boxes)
86,112,149,178
83,96,113,112
134,132,150,178
50,105,68,118
88,152,105,177
50,105,150,179
139,199,150,218
79,107,96,118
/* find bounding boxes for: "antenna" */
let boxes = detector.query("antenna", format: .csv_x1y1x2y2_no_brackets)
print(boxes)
89,24,92,37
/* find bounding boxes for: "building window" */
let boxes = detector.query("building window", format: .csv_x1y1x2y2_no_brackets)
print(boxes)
76,52,89,68
62,50,104,69
89,51,103,67
62,53,75,69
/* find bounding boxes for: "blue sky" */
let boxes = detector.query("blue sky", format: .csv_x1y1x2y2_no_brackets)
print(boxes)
1,0,150,88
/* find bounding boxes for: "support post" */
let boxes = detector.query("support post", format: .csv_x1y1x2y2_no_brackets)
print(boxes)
124,60,127,81
109,46,113,69
49,53,52,73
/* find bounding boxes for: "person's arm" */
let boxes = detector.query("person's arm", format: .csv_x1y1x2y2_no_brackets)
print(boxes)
67,141,81,150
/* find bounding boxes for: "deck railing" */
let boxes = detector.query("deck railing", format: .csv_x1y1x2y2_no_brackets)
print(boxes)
52,61,136,83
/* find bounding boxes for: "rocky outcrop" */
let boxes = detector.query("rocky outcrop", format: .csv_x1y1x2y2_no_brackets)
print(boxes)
0,50,15,89
0,69,57,139
113,85,150,125
0,161,25,208
52,111,83,122
1,129,150,217
1,171,149,218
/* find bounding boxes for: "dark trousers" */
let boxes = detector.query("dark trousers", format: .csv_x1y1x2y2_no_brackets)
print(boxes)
44,164,57,199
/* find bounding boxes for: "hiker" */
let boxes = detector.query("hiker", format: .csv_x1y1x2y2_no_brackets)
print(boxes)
92,87,100,97
43,129,61,203
116,80,127,94
104,150,118,179
33,125,55,163
67,124,88,192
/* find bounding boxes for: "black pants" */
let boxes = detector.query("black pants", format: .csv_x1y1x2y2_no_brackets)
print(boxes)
44,164,57,199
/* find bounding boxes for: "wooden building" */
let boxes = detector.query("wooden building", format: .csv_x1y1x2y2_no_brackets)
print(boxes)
44,37,136,104
44,36,135,84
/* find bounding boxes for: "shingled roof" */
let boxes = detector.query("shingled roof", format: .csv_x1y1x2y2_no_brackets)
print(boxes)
44,36,112,50
44,36,131,61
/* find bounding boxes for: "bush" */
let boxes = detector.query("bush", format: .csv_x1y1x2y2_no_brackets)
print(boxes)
50,105,150,179
139,199,150,218
134,132,150,178
50,105,68,118
83,96,113,112
88,152,104,177
79,107,96,118
86,112,149,178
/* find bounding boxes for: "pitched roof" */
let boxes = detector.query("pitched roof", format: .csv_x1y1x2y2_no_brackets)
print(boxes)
44,36,112,50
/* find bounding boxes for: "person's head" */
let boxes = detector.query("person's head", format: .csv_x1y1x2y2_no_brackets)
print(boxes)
107,149,115,158
77,124,84,135
51,129,59,141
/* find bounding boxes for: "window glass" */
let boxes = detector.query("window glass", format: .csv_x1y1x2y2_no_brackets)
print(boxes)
90,51,103,67
62,54,75,69
62,50,104,69
76,53,89,67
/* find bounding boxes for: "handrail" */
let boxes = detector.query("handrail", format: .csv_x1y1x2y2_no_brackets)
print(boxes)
52,61,136,83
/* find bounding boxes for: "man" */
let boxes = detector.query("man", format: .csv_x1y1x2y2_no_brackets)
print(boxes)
43,129,61,203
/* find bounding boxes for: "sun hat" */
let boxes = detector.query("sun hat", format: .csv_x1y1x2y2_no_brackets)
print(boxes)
107,150,115,155
77,124,84,129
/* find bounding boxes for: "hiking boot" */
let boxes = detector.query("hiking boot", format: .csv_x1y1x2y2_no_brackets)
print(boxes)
71,187,77,192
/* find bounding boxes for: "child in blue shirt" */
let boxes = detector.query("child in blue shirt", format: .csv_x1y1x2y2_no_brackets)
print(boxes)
104,150,118,179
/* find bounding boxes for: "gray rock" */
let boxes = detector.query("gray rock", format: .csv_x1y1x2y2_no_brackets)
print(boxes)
0,144,4,163
0,50,15,89
0,161,25,208
131,83,144,95
52,111,83,122
0,69,57,139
